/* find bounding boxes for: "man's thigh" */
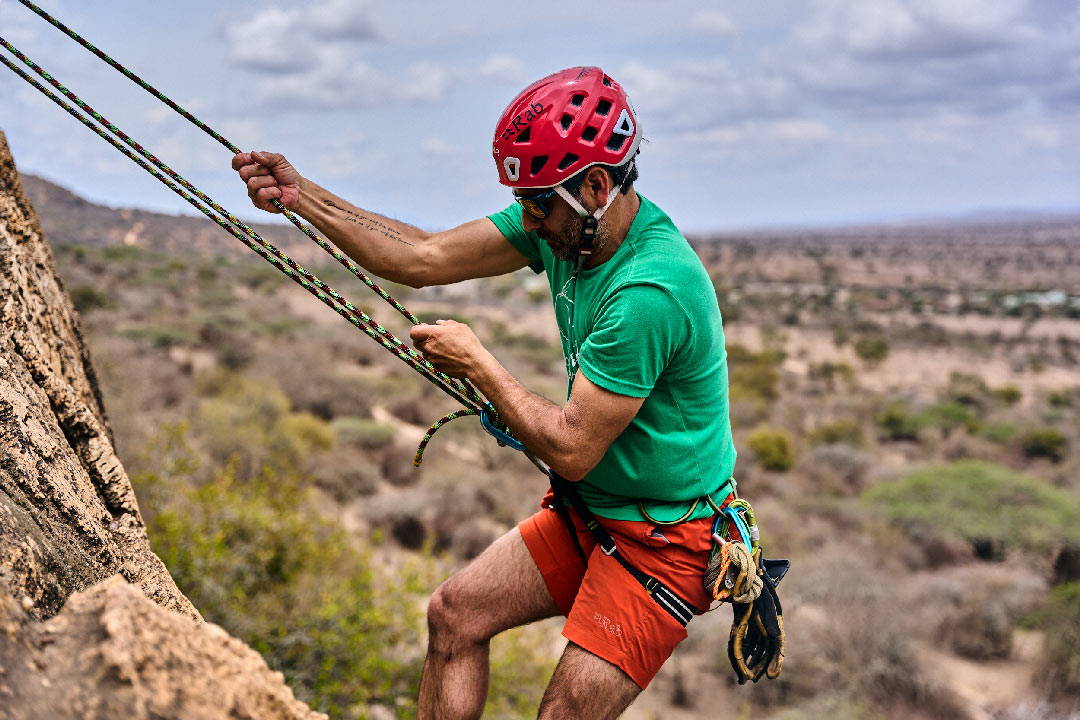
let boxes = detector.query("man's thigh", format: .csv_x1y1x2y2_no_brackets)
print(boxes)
538,642,641,720
434,526,560,639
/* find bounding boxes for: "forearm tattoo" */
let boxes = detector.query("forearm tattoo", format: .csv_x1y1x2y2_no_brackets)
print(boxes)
324,199,414,246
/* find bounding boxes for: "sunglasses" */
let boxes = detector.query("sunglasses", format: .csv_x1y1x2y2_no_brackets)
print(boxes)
513,187,559,220
513,176,584,221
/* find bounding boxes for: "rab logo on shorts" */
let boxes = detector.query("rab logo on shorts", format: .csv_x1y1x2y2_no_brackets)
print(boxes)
594,613,624,638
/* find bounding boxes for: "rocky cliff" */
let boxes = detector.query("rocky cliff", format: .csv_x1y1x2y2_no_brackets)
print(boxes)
0,130,324,720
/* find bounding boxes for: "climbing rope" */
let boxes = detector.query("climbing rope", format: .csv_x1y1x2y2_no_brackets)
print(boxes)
0,11,515,460
13,0,421,329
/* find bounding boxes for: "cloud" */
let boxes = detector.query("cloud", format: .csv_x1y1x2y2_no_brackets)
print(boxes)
223,1,379,75
691,11,736,36
479,53,527,84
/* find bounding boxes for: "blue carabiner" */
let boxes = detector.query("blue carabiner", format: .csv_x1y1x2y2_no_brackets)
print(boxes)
479,407,526,452
722,506,753,549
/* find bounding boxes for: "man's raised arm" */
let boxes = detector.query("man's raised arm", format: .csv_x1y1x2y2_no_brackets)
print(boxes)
232,151,531,288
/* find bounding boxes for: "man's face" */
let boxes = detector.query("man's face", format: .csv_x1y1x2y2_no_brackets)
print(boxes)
521,193,593,262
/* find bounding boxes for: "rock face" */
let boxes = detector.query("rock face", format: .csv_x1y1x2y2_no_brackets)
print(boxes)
0,130,323,719
0,576,325,720
0,130,194,621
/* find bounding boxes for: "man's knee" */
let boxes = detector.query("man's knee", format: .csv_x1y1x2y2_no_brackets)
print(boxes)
427,576,486,645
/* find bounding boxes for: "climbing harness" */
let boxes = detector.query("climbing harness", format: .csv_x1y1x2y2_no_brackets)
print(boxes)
548,470,698,627
0,1,511,461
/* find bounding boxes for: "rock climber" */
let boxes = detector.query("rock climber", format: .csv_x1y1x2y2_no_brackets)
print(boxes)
234,66,743,719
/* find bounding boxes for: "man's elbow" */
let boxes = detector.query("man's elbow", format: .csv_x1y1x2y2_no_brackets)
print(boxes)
548,450,600,482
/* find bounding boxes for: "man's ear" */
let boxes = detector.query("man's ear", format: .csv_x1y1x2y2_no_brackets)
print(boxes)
583,166,611,205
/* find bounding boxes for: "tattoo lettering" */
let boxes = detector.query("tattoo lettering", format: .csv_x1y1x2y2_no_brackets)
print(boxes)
324,200,414,246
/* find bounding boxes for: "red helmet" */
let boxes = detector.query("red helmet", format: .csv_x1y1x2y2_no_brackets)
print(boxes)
492,66,641,189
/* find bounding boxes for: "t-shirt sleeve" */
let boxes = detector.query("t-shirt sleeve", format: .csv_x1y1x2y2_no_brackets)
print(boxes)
577,284,691,398
487,203,544,274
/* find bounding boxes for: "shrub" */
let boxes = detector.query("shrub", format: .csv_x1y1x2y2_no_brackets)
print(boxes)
147,468,430,717
807,419,864,446
70,285,112,312
332,416,397,450
863,461,1080,555
944,372,989,408
1019,427,1067,462
1031,581,1080,700
853,336,889,364
919,402,981,437
875,403,924,442
727,344,782,405
1047,389,1075,408
991,385,1022,406
980,423,1017,445
747,427,795,471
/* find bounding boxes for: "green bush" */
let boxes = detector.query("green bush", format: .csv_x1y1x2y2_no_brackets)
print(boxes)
980,423,1017,445
727,345,783,405
919,402,981,436
747,427,795,471
863,461,1080,554
944,372,989,408
136,423,556,719
991,385,1022,406
853,337,889,364
147,469,429,717
70,285,112,312
875,403,924,442
1031,581,1080,699
1019,427,1067,462
332,416,398,450
807,419,864,446
1048,389,1075,408
194,374,334,478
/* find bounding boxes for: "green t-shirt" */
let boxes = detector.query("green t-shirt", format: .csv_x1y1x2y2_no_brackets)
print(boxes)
488,194,736,521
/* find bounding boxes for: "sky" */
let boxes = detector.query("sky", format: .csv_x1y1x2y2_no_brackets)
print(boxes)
1,0,1078,233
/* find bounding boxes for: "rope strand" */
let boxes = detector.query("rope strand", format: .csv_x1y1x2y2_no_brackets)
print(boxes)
0,41,484,417
14,0,424,329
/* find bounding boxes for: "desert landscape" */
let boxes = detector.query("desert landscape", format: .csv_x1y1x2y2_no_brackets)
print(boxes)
8,168,1078,719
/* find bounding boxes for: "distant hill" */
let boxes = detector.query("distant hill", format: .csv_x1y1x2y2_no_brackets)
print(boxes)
19,172,326,263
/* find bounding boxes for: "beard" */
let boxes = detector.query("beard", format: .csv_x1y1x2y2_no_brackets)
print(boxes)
541,212,609,263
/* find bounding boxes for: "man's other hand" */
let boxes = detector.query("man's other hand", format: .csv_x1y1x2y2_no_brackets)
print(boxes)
410,320,492,379
231,150,302,213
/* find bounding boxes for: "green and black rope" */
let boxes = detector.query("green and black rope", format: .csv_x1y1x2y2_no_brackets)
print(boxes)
0,23,522,458
0,45,484,418
14,0,422,329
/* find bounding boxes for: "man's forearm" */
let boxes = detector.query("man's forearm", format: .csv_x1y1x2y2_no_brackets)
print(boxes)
469,353,585,479
294,177,430,286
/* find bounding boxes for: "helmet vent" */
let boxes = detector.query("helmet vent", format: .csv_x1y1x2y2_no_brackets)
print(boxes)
595,99,612,116
557,153,580,171
570,93,585,107
561,114,573,131
530,155,548,176
515,127,532,143
606,133,627,151
581,126,598,142
602,75,613,87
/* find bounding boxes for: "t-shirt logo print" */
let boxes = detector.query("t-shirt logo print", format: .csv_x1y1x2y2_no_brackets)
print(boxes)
555,275,579,381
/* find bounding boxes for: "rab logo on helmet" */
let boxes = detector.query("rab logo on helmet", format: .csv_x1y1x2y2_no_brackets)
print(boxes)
500,102,546,141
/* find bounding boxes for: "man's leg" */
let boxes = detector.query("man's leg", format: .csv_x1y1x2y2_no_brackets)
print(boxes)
538,642,641,720
418,526,560,720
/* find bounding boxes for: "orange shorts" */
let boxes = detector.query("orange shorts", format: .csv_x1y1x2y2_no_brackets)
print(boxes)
518,493,728,688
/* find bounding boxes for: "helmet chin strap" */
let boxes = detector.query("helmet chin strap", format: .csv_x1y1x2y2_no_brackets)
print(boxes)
554,160,635,269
